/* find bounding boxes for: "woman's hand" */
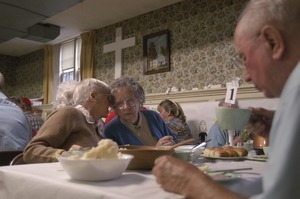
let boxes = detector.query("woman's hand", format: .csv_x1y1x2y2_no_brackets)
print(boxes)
245,107,275,138
156,136,175,146
68,145,91,151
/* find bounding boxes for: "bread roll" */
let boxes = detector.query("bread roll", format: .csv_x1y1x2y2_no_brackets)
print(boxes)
205,146,249,158
204,146,248,158
234,147,248,157
224,149,239,157
212,148,229,157
203,148,213,157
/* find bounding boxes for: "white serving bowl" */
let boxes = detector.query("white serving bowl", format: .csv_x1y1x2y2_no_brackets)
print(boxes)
173,145,204,162
57,153,133,181
215,107,251,130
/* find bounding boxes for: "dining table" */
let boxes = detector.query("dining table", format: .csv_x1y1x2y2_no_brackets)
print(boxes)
0,154,267,199
197,156,266,197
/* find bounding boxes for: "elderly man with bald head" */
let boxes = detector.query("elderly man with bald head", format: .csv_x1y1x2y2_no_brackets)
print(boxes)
152,0,300,198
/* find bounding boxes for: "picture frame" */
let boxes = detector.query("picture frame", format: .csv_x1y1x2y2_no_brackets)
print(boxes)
143,30,170,75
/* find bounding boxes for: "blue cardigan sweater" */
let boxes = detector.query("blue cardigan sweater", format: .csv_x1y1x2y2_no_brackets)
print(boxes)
103,110,177,145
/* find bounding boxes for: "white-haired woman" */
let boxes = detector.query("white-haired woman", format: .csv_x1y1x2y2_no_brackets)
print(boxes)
52,80,80,111
24,78,110,163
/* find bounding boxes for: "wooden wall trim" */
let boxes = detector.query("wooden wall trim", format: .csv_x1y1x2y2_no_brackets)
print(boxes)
39,85,264,111
145,84,265,105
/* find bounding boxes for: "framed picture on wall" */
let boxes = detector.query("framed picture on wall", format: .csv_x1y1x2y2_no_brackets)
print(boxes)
143,30,170,75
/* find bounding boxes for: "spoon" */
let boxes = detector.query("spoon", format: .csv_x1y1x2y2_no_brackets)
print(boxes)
168,137,197,150
191,139,211,152
191,142,207,153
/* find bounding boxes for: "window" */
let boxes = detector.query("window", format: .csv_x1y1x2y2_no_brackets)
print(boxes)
59,37,81,82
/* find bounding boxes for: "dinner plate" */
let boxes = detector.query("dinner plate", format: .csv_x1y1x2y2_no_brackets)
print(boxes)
201,155,245,161
207,172,241,182
245,155,268,162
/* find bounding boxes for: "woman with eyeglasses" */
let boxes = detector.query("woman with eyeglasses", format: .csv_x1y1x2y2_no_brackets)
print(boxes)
103,76,177,146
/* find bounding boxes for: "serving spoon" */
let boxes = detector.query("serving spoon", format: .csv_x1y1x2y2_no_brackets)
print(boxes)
191,140,210,153
168,137,197,150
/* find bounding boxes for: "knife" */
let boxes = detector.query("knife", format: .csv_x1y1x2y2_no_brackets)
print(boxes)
206,167,252,173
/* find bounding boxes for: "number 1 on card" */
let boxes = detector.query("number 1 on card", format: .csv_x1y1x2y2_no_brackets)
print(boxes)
225,86,237,104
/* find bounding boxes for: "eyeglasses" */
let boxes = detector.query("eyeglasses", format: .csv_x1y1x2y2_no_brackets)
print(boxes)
231,32,261,69
114,98,138,110
231,54,246,69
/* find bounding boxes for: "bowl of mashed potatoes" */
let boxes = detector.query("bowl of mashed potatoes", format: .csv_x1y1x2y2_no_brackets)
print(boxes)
57,139,133,181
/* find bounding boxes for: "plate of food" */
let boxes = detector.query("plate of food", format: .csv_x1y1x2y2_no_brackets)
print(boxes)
202,155,246,161
57,139,133,181
246,155,268,161
207,172,242,182
202,146,248,160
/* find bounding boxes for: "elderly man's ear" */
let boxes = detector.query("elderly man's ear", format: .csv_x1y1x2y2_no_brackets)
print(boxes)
261,25,284,60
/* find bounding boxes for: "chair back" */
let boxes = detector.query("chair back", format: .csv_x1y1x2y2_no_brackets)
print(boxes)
10,153,26,165
0,150,23,166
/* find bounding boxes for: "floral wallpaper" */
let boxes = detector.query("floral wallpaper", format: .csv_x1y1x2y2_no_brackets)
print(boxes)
0,50,44,98
0,0,247,98
94,0,247,93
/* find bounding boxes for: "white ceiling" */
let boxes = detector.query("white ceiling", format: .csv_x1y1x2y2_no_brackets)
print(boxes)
0,0,182,57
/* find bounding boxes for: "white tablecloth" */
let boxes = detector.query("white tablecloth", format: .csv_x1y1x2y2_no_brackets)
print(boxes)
0,159,266,199
0,163,183,199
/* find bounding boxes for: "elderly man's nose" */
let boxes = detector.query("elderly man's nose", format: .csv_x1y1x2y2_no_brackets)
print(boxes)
244,69,251,82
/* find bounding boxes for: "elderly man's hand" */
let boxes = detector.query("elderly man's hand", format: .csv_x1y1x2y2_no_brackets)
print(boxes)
246,107,274,138
152,155,202,196
152,155,246,199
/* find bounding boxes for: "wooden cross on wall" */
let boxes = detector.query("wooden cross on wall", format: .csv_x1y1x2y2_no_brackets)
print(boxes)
103,27,135,79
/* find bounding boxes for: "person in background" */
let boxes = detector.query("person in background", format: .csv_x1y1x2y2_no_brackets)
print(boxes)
206,98,245,148
104,109,117,124
0,72,32,150
24,78,110,163
32,106,43,117
20,96,44,137
8,96,39,137
8,96,26,111
152,0,300,198
157,99,193,142
103,76,177,146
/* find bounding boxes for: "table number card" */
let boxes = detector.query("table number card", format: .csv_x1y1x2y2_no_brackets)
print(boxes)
225,86,238,105
225,82,238,145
